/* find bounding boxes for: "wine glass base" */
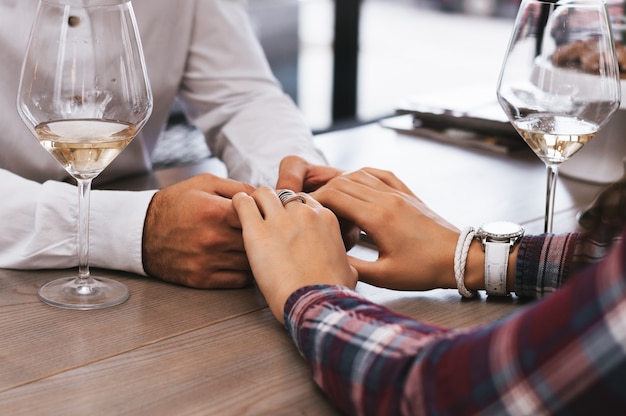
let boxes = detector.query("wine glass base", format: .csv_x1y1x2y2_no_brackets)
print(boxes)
38,276,130,310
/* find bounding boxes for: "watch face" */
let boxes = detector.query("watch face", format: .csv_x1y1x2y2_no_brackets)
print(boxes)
480,221,524,238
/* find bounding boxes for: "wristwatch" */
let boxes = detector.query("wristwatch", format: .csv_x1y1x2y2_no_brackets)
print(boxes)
476,221,524,296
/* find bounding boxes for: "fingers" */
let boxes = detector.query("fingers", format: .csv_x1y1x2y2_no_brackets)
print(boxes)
334,168,417,203
253,187,292,214
168,268,253,289
238,187,319,215
276,155,344,192
194,270,254,289
355,167,415,195
347,255,384,285
312,168,423,232
196,173,255,198
232,192,264,229
312,178,385,231
174,173,254,198
280,190,323,211
299,192,323,208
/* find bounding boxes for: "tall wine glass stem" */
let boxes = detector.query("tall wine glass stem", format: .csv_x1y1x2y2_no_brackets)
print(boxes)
77,178,92,286
37,175,129,309
545,165,558,234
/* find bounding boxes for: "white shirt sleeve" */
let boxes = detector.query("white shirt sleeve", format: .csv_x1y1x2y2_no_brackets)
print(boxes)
0,169,155,275
178,0,327,187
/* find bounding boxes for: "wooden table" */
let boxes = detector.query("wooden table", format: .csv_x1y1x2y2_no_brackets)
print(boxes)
0,122,606,415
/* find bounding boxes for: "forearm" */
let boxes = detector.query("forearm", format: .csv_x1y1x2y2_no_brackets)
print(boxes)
285,247,626,416
284,285,450,415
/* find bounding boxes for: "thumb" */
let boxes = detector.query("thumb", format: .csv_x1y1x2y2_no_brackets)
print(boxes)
276,156,309,192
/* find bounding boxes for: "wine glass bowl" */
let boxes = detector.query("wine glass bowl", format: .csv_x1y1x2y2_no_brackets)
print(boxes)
497,0,621,233
17,0,152,309
35,119,137,180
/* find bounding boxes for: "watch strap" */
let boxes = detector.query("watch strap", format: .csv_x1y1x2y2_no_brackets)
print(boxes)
484,241,509,296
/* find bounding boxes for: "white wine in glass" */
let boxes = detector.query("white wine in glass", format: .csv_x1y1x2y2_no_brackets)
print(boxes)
17,0,153,309
497,0,621,233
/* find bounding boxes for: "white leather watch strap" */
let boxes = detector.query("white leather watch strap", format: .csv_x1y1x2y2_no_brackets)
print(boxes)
484,241,510,296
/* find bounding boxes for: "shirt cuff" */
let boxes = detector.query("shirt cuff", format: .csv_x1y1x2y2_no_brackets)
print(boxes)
514,233,580,298
284,285,358,332
89,188,158,275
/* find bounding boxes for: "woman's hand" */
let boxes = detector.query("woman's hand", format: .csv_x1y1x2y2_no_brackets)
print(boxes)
276,155,361,250
311,168,461,291
232,187,358,323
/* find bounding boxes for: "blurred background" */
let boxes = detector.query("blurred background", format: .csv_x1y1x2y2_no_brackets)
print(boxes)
154,0,521,166
249,0,520,131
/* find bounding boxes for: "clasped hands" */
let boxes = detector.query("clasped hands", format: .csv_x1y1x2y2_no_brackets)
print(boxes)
141,155,348,289
142,156,463,314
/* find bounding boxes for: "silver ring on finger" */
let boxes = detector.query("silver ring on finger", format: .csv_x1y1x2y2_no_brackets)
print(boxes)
276,189,306,206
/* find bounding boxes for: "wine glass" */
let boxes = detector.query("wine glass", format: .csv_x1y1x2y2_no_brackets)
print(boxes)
17,0,153,309
497,0,621,233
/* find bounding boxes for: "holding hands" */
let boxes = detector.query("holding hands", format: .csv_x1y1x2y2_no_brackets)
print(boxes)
279,155,466,292
140,156,347,290
232,156,479,321
141,156,473,300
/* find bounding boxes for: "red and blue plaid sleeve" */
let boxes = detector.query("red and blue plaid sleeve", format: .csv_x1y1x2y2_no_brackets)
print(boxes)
284,229,626,415
515,228,621,298
514,233,581,297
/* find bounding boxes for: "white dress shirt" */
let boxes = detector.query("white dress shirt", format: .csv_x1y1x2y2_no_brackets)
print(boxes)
0,0,326,275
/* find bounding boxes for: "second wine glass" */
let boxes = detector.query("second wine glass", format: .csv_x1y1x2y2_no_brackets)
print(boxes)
17,0,153,309
497,0,621,233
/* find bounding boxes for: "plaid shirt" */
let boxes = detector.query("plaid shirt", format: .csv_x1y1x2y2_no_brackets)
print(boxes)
284,229,626,415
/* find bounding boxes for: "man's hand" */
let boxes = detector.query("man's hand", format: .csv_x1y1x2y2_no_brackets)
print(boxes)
142,174,255,289
276,155,344,192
